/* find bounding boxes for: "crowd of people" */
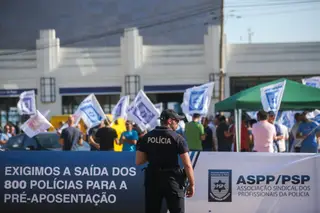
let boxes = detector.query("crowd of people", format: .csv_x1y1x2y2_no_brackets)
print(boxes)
0,122,20,148
71,110,319,153
57,115,147,151
1,109,319,153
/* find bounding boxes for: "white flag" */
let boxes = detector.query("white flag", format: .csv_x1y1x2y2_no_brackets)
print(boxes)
127,90,160,131
78,94,106,129
247,111,258,120
306,109,320,124
184,113,192,122
20,110,52,138
278,111,295,130
154,103,163,114
17,90,36,115
181,82,215,115
260,80,286,114
40,110,51,119
112,96,130,121
302,76,320,88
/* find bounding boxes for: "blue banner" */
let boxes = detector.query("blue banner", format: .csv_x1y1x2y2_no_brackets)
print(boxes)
0,152,149,213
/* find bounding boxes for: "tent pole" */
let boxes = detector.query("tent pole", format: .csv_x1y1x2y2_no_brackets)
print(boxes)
234,109,239,152
238,109,242,153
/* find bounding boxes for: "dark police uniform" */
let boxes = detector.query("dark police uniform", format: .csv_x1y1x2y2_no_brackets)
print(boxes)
137,110,189,213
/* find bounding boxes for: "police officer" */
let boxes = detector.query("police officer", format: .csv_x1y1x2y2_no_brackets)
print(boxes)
136,109,195,213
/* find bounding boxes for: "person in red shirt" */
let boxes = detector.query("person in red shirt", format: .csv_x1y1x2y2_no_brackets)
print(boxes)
231,115,249,152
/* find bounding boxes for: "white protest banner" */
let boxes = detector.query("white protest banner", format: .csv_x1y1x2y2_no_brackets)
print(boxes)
17,90,36,115
302,76,320,88
112,95,130,121
127,90,160,131
78,94,106,129
20,110,52,138
181,82,214,115
260,80,286,116
186,152,318,213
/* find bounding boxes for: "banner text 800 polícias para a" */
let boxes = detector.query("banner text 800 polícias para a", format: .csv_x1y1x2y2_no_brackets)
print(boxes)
4,179,129,190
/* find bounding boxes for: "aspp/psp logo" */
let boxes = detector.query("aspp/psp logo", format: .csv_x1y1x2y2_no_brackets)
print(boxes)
208,170,232,202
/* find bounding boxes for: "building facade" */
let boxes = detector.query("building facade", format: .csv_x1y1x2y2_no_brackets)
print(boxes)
1,25,320,126
225,42,320,96
0,26,221,126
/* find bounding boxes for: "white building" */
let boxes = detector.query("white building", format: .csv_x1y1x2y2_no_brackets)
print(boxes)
1,25,320,127
0,26,221,124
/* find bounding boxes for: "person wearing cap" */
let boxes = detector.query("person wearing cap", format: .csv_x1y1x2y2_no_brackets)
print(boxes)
136,109,195,213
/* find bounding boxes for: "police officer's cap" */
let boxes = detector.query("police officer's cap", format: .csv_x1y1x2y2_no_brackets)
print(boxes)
160,109,185,121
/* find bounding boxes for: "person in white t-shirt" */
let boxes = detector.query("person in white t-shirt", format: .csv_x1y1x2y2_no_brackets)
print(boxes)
278,123,289,152
208,115,218,151
290,113,302,152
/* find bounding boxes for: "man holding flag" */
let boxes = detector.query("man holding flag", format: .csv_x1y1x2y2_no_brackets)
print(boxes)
295,111,320,153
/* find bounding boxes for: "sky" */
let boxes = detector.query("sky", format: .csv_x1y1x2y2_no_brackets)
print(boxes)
224,0,320,43
0,0,319,48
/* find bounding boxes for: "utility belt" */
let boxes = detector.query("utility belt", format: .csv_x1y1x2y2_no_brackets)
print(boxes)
146,165,181,172
143,166,187,187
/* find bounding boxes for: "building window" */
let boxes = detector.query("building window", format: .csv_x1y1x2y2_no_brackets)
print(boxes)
62,95,120,115
0,97,20,127
209,73,219,99
125,75,140,101
40,77,56,103
230,75,316,95
146,93,184,112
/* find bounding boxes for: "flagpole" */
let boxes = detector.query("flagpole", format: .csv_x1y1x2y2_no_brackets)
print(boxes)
294,125,319,149
273,80,286,125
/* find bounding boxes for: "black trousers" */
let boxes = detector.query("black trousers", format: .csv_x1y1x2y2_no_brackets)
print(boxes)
144,168,186,213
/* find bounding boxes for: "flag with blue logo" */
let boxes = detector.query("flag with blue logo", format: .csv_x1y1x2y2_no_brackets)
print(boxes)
181,82,214,115
112,96,130,121
302,76,320,88
20,110,52,138
127,90,160,131
260,80,286,114
278,111,295,130
77,94,106,129
17,90,36,115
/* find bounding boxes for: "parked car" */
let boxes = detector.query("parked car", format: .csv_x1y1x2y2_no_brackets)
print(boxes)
2,132,90,151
